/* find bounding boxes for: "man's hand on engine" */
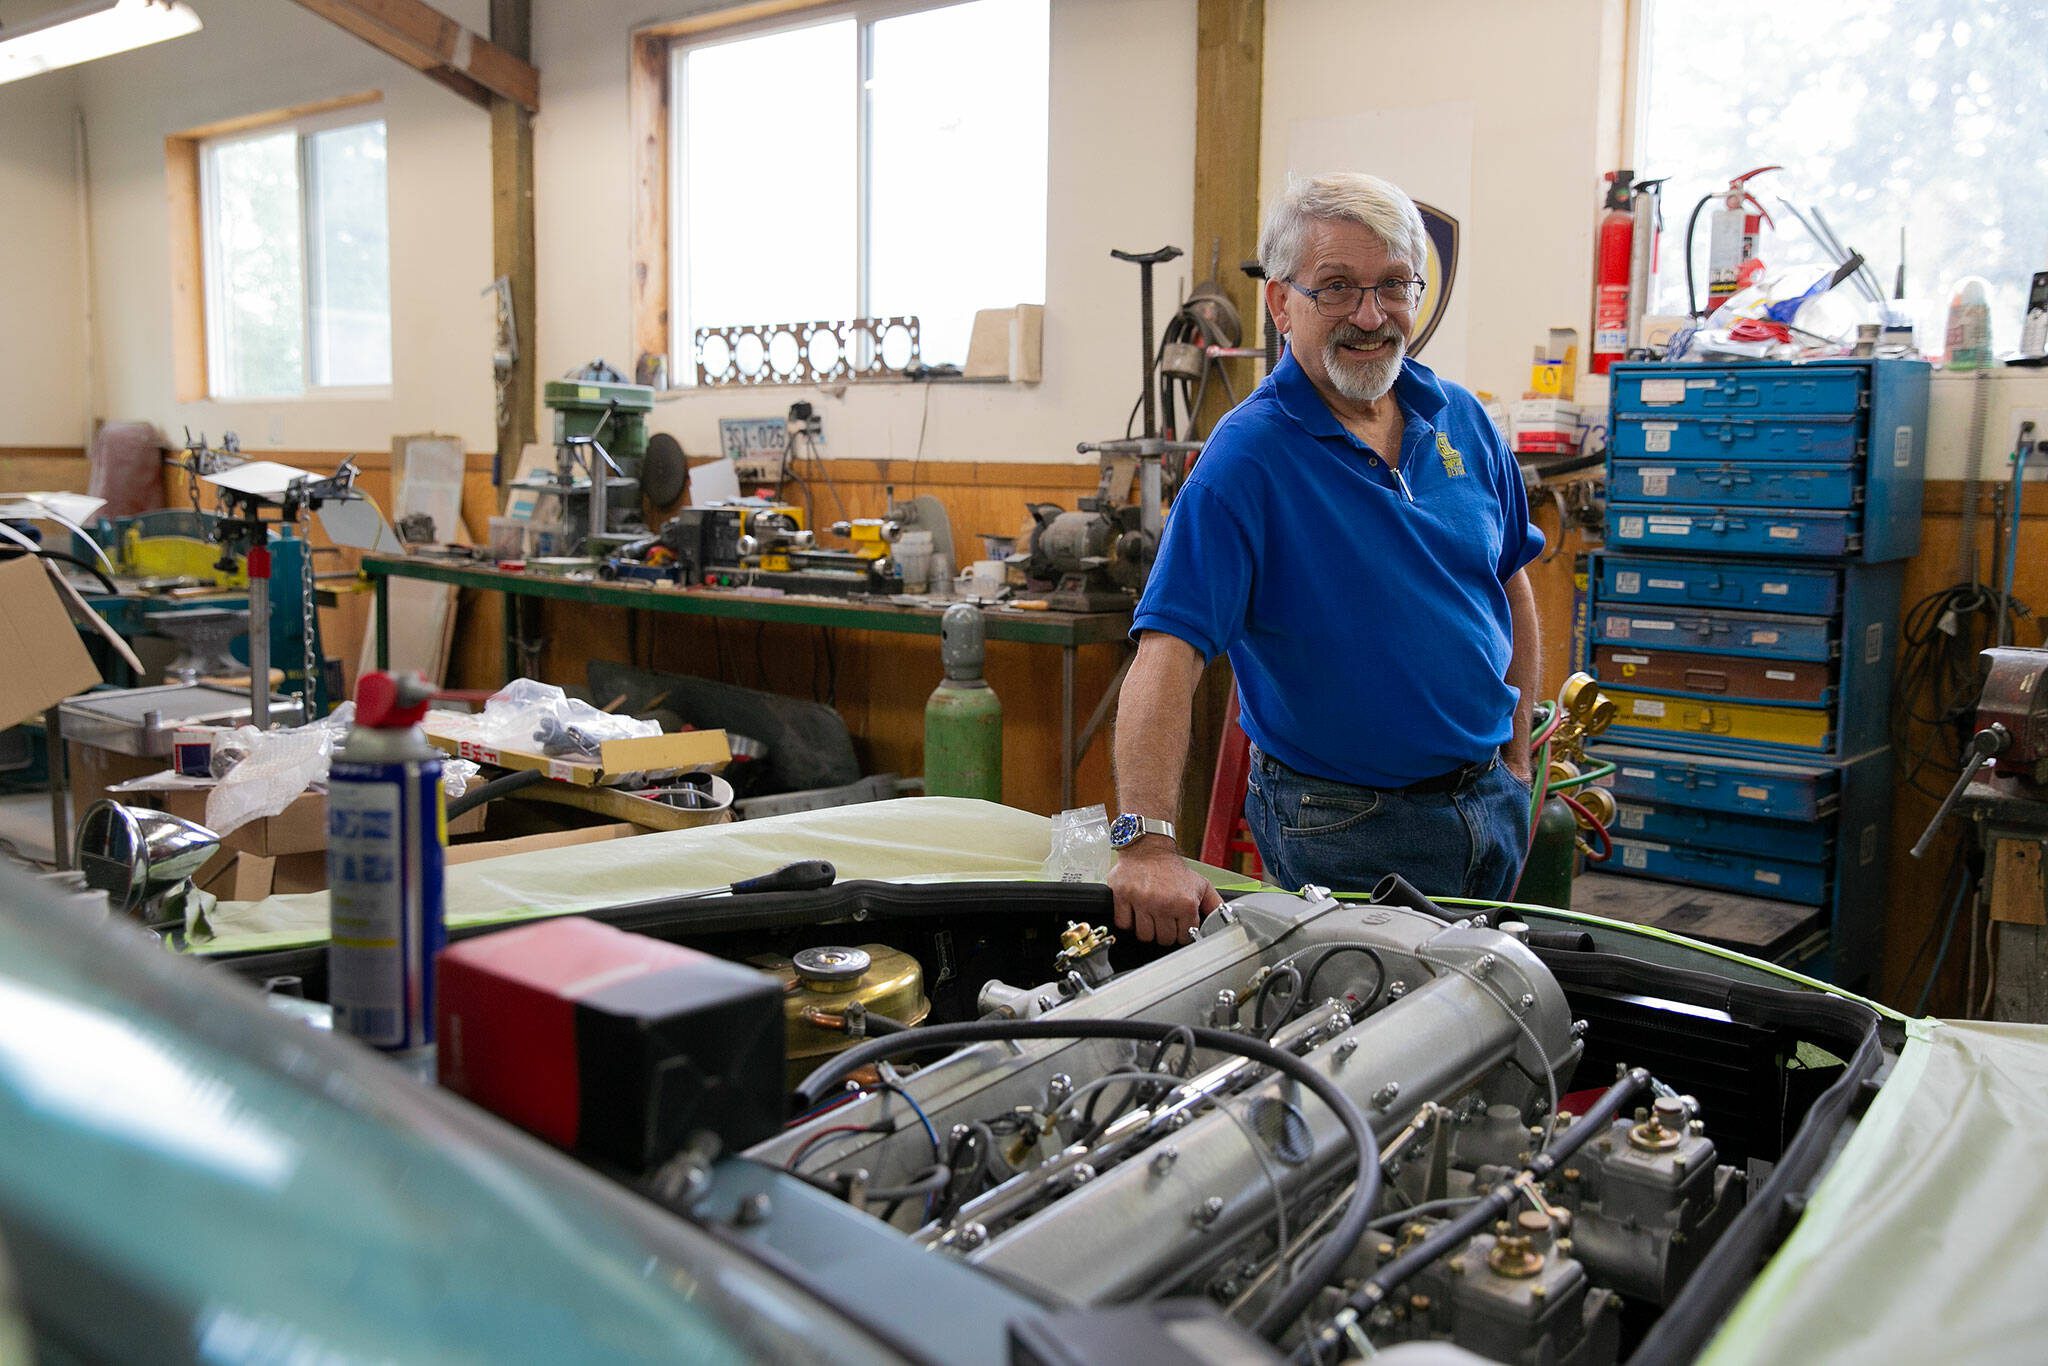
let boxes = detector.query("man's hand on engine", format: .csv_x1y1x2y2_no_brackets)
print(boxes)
1107,839,1222,945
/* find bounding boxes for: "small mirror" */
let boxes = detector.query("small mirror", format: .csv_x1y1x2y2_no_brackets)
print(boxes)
76,800,220,916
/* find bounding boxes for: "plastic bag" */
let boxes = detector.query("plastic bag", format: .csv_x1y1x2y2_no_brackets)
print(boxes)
1044,804,1113,883
203,702,355,837
442,757,480,798
473,679,659,757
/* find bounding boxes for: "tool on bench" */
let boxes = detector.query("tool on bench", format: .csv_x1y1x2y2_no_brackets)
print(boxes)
1913,646,2048,857
673,859,838,901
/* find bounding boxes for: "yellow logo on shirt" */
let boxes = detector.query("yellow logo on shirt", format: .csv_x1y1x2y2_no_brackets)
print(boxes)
1436,432,1467,477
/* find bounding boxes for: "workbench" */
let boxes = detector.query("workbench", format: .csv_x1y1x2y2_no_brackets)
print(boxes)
360,554,1134,808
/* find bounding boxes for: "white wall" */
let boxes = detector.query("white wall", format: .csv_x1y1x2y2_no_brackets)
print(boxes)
1261,0,1628,405
66,0,495,454
534,0,1198,465
0,64,88,447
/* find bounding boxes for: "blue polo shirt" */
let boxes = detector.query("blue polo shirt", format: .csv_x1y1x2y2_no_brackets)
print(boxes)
1133,350,1543,788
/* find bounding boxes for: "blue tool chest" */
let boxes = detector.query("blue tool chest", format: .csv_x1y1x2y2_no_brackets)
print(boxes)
1586,358,1930,990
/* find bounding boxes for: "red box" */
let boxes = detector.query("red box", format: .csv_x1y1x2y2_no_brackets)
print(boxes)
437,917,783,1169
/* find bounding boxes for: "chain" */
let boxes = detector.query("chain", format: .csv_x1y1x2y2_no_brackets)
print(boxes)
295,506,319,719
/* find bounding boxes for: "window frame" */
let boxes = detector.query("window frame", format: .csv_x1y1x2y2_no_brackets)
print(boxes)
166,91,390,404
643,0,1048,387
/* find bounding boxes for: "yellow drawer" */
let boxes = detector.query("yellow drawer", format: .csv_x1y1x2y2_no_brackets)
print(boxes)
1607,688,1832,750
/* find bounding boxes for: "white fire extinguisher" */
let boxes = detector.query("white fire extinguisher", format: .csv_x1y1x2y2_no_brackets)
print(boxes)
1704,165,1779,314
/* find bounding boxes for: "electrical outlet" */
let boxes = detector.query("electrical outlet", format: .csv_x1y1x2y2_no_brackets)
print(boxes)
2009,408,2048,476
733,460,777,485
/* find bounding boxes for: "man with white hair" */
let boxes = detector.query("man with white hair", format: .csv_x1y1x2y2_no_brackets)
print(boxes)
1104,172,1544,946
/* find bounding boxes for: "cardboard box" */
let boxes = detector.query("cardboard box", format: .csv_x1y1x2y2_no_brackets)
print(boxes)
965,303,1045,382
438,917,784,1169
421,714,730,786
444,822,641,865
1528,327,1580,401
195,849,329,901
0,556,102,731
70,744,164,828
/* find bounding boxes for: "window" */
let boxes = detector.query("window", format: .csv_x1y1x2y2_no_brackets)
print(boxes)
199,108,391,397
670,0,1048,377
1636,0,2046,354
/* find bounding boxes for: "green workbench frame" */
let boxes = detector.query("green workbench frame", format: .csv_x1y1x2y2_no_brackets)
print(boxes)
361,554,1134,808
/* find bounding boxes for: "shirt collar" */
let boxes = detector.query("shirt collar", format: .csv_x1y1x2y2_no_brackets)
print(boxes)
1271,347,1450,441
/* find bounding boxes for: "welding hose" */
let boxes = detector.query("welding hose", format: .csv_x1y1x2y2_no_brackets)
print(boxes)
1294,1067,1652,1363
1558,792,1613,862
791,1017,1381,1341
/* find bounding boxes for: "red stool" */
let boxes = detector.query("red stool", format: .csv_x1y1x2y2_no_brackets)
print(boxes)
1199,692,1263,879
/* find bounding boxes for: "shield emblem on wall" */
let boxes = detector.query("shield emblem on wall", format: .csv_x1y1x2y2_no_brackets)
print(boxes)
1408,202,1460,358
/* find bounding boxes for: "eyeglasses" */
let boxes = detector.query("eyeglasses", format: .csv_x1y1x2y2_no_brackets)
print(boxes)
1287,277,1426,318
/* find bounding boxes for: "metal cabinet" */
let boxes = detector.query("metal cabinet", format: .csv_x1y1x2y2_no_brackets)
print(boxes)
1586,358,1931,990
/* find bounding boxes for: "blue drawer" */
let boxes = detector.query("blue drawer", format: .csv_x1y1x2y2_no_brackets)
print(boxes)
1609,838,1828,905
1610,461,1861,510
1593,742,1839,821
1608,505,1858,557
1595,557,1839,616
1614,414,1861,463
1608,798,1832,864
1612,366,1866,416
1592,605,1833,662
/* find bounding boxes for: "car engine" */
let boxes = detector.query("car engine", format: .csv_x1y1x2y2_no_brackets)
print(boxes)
750,886,1749,1363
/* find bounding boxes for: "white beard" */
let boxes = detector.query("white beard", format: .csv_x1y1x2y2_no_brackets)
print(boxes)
1323,332,1405,403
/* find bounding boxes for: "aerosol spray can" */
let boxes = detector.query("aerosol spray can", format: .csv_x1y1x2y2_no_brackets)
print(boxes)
328,671,446,1061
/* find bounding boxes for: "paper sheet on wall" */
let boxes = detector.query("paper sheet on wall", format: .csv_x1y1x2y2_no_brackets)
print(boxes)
1281,100,1474,382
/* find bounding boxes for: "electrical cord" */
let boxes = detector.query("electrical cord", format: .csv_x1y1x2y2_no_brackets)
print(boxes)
0,547,119,596
1251,963,1305,1039
791,1017,1382,1342
1891,581,2032,802
1298,944,1388,1014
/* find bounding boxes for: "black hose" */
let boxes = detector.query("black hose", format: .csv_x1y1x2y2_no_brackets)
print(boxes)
443,766,546,821
1251,963,1304,1039
862,1010,912,1036
1369,872,1457,922
0,547,118,595
792,1017,1382,1342
1301,944,1387,1012
1294,1067,1651,1363
1682,192,1713,319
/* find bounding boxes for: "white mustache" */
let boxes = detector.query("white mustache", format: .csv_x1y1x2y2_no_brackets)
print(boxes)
1330,327,1401,348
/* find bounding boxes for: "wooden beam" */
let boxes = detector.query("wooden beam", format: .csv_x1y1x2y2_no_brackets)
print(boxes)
630,30,670,384
1178,0,1264,839
491,0,536,489
164,134,207,403
289,0,539,113
636,0,840,43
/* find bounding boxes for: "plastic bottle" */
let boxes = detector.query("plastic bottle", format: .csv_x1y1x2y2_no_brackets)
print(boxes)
1943,276,1993,369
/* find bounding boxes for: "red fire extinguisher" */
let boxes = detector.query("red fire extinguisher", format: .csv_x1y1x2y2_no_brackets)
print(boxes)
1592,170,1633,375
1704,165,1779,314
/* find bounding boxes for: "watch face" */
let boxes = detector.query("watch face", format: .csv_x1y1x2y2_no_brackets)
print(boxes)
1108,813,1143,848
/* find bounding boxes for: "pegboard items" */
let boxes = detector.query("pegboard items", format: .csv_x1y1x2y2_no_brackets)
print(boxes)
693,316,923,387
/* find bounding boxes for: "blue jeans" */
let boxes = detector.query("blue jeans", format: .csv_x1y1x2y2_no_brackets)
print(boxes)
1244,745,1532,902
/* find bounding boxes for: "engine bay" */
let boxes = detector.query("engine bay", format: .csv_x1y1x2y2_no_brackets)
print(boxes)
720,884,1879,1364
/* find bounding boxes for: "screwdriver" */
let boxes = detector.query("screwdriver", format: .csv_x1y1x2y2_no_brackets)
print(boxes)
673,859,837,901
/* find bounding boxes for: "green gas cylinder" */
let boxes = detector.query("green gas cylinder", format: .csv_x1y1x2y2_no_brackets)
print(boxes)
924,604,1003,801
1517,794,1580,910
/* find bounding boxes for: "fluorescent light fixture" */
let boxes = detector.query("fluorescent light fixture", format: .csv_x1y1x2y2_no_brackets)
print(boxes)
0,0,202,86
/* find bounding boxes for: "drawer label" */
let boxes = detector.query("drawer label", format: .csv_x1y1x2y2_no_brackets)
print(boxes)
1643,424,1675,452
1737,784,1770,800
1613,652,1650,665
1632,698,1667,717
1617,804,1648,830
1687,379,1720,389
1615,571,1642,594
1761,582,1790,595
1750,630,1780,644
1647,516,1693,535
1631,618,1675,631
1768,525,1801,540
1766,669,1796,681
1638,466,1675,495
1893,424,1914,468
1623,845,1648,868
1866,622,1884,664
1648,577,1685,589
1754,869,1782,886
1619,515,1646,539
1641,379,1687,405
1622,767,1657,779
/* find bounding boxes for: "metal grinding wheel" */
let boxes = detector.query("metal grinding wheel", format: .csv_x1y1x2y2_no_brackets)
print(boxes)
641,432,689,509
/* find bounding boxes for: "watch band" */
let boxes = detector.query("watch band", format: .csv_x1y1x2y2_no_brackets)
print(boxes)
1110,812,1177,848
